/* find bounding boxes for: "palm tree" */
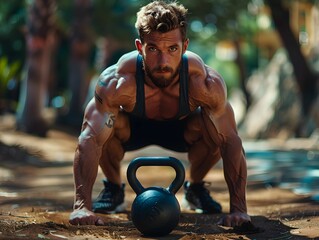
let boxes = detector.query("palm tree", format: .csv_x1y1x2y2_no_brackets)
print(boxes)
60,0,93,128
16,0,57,136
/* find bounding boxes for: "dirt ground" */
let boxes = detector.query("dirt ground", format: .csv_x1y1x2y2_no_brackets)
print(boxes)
0,115,319,240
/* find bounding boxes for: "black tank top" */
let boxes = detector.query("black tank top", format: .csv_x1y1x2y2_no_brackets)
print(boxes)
130,54,191,120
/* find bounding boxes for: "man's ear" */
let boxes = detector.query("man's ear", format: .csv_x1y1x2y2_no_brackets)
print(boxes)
183,38,189,54
135,39,143,54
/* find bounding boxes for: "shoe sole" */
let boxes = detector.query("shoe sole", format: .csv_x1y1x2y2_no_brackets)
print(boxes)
93,202,127,214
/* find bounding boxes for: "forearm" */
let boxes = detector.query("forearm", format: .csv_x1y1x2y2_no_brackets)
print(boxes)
73,136,102,210
202,104,248,213
221,136,247,213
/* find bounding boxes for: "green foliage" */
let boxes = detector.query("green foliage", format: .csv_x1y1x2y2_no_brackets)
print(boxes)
182,0,256,42
0,0,26,37
0,0,26,63
0,0,259,58
0,0,261,99
0,57,21,98
55,0,73,36
91,0,139,40
207,57,240,93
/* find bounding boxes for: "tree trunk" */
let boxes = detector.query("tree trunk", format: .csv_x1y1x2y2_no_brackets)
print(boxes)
233,39,251,111
266,0,318,136
16,0,57,136
61,0,93,128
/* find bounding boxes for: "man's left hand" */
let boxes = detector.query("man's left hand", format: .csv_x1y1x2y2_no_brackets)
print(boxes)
217,212,251,227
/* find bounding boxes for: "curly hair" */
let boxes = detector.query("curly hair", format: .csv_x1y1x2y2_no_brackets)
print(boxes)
135,1,188,42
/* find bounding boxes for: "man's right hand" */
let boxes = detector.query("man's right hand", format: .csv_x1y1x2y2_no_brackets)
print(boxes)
69,207,104,225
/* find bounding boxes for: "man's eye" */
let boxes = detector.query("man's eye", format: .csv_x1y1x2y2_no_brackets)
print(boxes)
149,47,157,52
169,47,177,52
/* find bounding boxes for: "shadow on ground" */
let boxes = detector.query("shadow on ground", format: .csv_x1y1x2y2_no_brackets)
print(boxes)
0,127,319,239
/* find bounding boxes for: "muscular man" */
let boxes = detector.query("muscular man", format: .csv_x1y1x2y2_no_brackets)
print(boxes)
69,0,251,227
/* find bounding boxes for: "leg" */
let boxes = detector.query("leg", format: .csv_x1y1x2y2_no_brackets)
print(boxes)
93,112,130,213
188,140,220,183
99,111,130,185
184,110,221,183
183,109,222,213
99,137,125,186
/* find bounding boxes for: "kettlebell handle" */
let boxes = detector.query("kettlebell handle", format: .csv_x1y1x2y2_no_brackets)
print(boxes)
127,156,185,195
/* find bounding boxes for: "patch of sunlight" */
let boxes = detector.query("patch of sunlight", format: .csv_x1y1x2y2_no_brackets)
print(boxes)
0,190,18,197
0,167,13,180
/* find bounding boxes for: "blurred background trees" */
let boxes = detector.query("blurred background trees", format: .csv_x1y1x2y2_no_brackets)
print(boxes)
16,0,57,136
0,0,318,139
266,0,318,137
60,0,94,127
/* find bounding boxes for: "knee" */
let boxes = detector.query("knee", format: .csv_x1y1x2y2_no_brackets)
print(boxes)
184,117,202,145
113,113,130,143
102,137,125,161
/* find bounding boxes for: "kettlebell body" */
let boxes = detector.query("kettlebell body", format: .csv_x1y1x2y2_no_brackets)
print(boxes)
127,157,185,236
131,187,180,236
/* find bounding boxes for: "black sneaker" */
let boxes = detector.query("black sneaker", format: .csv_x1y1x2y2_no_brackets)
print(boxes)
92,179,126,213
182,181,222,214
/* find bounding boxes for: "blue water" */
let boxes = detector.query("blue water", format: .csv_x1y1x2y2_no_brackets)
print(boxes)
246,150,319,200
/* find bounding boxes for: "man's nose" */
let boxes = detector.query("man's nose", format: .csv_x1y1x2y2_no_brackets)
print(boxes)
158,52,169,65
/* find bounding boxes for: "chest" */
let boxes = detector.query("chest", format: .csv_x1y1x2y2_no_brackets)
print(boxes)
144,84,180,120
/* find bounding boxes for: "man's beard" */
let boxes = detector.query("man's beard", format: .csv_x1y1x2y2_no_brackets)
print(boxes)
143,61,181,88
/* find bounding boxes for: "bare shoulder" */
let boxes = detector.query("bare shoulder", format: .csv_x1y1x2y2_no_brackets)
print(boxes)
186,51,227,112
95,51,138,111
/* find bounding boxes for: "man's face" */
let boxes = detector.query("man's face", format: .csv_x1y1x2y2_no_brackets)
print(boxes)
136,29,189,88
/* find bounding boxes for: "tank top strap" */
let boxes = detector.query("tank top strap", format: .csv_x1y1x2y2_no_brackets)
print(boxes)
177,54,190,119
130,54,190,119
131,54,145,117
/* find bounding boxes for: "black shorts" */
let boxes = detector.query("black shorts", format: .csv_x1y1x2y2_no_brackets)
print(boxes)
122,115,189,153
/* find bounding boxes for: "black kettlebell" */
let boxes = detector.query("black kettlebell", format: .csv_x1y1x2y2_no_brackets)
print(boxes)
127,156,185,236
